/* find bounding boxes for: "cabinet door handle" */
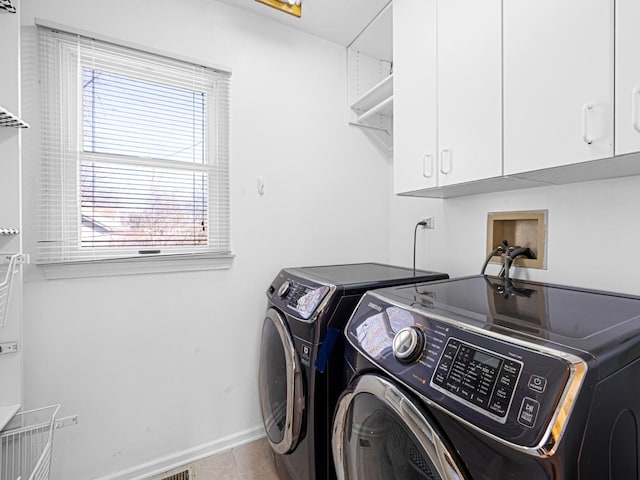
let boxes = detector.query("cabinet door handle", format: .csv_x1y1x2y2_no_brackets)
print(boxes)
440,149,452,175
422,154,433,178
582,104,593,145
633,87,640,133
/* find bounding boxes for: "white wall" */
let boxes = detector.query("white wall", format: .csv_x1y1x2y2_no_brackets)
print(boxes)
391,175,640,297
387,195,446,274
18,1,392,479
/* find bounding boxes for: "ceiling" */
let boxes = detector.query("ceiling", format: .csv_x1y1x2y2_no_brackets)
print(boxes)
214,0,391,47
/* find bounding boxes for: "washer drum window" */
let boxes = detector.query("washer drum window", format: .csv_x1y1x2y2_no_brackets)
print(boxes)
332,374,467,480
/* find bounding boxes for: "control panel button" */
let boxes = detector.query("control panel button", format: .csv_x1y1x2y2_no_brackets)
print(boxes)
493,386,511,400
528,374,547,393
488,399,508,417
498,372,517,389
437,359,452,373
445,380,460,393
442,344,459,361
300,342,312,366
502,360,520,375
518,397,540,428
459,388,472,401
472,394,488,408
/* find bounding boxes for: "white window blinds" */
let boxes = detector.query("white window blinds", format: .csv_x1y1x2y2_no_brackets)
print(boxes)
37,27,231,265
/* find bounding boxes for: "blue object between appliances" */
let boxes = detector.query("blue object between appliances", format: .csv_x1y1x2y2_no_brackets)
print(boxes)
315,328,340,373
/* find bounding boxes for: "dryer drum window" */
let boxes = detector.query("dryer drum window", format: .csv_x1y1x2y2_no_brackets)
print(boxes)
258,309,304,454
259,318,288,444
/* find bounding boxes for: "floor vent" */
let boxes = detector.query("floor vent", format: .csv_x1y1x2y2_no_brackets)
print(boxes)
160,468,192,480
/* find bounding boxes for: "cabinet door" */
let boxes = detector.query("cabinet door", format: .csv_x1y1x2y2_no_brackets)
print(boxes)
504,0,613,175
616,0,640,155
392,0,438,193
437,0,503,186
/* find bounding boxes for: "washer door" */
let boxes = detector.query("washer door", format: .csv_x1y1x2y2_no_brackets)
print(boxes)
332,374,467,480
258,308,304,454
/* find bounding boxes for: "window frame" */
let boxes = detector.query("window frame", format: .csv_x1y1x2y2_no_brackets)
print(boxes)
35,21,234,279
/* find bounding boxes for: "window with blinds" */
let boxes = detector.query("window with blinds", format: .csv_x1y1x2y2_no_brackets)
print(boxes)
37,27,231,267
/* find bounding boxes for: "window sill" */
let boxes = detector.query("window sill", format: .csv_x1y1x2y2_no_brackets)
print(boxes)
36,252,235,280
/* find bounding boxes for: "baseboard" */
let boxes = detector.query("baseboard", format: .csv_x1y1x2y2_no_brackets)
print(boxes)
94,425,266,480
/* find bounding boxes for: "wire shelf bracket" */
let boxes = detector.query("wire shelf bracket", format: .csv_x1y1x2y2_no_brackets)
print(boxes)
0,254,27,329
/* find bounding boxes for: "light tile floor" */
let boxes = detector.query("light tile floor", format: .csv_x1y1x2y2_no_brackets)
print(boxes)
155,438,280,480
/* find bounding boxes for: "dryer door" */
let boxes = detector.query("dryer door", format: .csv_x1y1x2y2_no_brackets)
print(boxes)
332,374,468,480
258,308,304,454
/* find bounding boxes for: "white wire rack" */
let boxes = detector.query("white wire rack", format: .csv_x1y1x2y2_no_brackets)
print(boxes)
0,0,16,13
0,405,60,480
0,107,29,129
0,255,19,329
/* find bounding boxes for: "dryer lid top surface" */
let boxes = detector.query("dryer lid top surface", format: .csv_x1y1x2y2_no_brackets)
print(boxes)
287,262,448,290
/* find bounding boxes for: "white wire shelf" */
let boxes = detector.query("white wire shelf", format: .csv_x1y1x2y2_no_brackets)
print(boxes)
354,95,393,123
0,0,16,13
0,255,20,329
350,74,393,115
0,229,19,236
0,405,60,480
0,107,29,129
348,74,393,156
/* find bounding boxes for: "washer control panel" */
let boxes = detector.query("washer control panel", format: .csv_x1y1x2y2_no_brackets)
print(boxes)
346,294,578,449
431,338,522,423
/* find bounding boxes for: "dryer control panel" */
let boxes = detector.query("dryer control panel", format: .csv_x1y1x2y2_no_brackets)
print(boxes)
268,273,331,322
345,293,586,452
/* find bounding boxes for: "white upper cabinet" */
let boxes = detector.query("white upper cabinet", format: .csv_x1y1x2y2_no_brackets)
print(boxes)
615,0,640,156
437,0,502,186
393,0,502,194
504,0,614,175
392,0,640,197
392,0,437,192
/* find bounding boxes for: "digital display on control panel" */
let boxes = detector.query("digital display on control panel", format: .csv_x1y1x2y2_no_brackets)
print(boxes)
431,338,522,421
473,350,501,369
